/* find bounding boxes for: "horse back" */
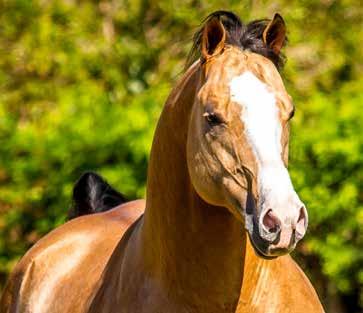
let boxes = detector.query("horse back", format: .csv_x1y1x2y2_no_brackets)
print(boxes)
0,200,145,313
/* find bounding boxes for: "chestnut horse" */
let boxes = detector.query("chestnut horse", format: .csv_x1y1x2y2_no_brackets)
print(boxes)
1,11,324,313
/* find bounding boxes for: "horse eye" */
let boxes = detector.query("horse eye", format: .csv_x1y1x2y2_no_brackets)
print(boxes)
203,112,225,126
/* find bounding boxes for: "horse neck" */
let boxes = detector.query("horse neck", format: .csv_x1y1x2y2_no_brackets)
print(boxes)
140,63,251,310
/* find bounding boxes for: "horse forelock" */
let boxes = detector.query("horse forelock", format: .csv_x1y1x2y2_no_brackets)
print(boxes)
185,10,287,71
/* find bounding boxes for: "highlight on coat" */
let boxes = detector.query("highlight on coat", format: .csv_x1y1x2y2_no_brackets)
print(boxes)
0,10,324,313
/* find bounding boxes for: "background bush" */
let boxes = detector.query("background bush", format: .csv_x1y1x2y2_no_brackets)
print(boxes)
0,1,362,312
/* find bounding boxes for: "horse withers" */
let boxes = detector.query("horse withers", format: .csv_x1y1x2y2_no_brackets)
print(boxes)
1,11,324,313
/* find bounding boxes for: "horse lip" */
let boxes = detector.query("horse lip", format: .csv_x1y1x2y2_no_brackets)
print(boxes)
245,217,289,259
247,232,278,260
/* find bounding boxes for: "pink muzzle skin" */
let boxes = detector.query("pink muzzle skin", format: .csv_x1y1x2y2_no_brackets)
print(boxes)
259,204,308,254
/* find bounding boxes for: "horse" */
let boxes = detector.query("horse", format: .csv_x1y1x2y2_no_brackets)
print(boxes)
0,11,324,313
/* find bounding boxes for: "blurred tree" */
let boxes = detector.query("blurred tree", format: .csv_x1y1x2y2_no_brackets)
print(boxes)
0,1,362,312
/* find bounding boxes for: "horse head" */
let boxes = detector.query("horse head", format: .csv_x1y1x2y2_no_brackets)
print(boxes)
186,12,308,258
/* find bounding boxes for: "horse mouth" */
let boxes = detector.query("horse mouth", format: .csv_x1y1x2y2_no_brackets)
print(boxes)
247,228,297,259
247,232,278,260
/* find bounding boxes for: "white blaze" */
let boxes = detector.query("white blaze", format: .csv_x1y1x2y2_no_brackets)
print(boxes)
229,71,301,221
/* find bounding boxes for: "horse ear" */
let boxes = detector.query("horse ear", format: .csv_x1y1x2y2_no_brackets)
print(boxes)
263,13,286,55
201,17,226,60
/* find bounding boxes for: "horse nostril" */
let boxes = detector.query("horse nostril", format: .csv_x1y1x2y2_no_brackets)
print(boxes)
262,209,281,234
295,206,308,240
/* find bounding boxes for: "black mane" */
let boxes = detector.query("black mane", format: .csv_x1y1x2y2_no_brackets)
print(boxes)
68,172,127,220
186,10,287,70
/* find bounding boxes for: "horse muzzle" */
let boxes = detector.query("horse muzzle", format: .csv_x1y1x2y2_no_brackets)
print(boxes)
257,203,308,256
246,199,308,258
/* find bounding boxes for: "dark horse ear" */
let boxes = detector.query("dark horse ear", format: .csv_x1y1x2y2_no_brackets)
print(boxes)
201,17,226,60
263,13,286,55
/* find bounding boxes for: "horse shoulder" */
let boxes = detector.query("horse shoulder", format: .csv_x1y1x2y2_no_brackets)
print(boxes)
0,200,145,313
237,254,324,313
274,256,325,312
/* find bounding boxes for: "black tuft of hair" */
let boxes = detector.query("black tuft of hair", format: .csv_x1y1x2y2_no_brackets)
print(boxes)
68,172,127,220
186,10,287,71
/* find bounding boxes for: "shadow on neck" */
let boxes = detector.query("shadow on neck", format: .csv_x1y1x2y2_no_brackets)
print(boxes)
141,63,248,310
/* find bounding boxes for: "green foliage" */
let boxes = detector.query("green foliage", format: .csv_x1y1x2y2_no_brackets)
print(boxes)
290,79,363,307
0,0,362,311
